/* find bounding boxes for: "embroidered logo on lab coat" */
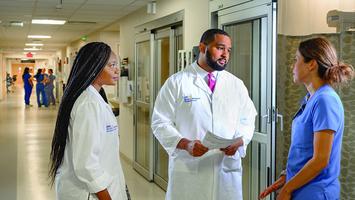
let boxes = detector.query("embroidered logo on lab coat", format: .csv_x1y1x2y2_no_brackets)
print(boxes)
106,124,118,133
183,95,200,103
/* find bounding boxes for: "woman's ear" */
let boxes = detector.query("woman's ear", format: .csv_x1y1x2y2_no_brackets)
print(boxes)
308,59,318,72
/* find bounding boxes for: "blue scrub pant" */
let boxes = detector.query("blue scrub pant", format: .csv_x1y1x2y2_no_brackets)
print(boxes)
24,86,32,105
36,84,48,107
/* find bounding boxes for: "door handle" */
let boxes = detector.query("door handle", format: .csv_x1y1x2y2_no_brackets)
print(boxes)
276,108,284,131
262,107,271,124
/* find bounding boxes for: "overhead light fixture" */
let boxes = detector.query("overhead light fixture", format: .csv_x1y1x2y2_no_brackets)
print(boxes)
9,21,24,27
28,35,51,39
56,0,63,9
147,1,156,14
24,48,41,51
25,43,43,46
32,19,66,25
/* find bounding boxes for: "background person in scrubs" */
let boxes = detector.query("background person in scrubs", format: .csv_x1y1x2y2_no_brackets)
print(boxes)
49,42,128,200
34,68,48,107
22,67,33,107
259,37,354,200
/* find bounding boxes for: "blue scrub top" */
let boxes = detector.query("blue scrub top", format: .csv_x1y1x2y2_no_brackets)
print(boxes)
23,73,32,89
286,84,344,200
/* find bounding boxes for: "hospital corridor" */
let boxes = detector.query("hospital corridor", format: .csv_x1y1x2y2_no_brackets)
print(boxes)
0,85,165,200
0,0,355,200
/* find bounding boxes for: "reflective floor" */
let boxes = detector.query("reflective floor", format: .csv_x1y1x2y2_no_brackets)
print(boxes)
0,85,165,200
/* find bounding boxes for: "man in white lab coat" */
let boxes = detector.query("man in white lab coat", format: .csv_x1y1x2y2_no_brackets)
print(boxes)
151,29,257,200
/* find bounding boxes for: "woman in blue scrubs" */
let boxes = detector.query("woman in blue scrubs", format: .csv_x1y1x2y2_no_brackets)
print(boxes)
22,67,33,107
34,68,48,107
259,37,354,200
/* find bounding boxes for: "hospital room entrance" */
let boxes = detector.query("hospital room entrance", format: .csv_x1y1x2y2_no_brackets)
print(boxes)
133,12,183,190
213,1,277,199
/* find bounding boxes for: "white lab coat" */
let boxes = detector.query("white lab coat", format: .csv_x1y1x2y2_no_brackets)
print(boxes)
152,62,257,200
55,85,127,200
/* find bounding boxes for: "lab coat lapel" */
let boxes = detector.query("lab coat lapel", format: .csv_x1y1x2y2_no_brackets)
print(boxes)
187,63,211,95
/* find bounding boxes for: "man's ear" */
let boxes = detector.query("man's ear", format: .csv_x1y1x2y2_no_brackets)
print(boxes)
199,42,206,54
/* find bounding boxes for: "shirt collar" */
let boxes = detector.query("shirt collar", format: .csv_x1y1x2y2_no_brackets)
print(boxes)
193,61,219,81
88,85,107,104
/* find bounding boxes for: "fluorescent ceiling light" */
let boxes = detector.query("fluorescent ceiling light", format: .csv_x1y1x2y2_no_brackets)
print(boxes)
24,48,41,51
28,35,51,39
32,19,66,25
25,43,43,46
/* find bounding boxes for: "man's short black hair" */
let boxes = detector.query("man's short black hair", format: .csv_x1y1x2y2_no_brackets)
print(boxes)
200,28,230,45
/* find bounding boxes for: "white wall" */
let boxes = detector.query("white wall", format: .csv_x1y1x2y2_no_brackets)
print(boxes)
67,31,120,98
278,0,355,36
117,0,210,161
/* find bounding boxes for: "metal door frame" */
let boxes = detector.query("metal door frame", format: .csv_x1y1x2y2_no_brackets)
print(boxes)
133,32,155,181
216,2,276,199
133,23,183,190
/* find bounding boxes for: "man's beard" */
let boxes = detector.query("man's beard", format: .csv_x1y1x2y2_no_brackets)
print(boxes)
205,48,228,71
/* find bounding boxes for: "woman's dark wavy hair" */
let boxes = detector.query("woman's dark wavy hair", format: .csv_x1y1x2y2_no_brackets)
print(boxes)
49,42,111,184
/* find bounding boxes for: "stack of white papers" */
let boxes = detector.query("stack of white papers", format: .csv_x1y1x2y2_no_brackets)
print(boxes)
202,131,239,149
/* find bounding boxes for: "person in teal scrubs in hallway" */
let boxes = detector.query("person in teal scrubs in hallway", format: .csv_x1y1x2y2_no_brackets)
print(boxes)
259,37,354,200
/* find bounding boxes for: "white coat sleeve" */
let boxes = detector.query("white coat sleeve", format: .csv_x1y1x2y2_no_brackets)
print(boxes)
237,83,257,158
70,101,112,193
151,78,183,156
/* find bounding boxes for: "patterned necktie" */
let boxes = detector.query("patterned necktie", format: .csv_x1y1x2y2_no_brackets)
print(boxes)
208,72,216,92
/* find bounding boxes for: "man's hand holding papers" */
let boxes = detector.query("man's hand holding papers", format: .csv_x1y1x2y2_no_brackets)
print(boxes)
202,131,243,156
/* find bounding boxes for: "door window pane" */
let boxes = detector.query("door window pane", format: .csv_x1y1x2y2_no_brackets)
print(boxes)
135,40,151,170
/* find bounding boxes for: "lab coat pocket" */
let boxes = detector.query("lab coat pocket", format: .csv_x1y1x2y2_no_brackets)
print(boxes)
173,153,199,174
222,155,242,173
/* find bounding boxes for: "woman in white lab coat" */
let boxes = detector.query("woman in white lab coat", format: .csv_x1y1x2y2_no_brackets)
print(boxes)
49,42,128,200
152,29,257,200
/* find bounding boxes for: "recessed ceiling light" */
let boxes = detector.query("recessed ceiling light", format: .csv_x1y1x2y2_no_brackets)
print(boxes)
32,19,66,25
25,43,43,46
28,35,51,39
24,48,41,51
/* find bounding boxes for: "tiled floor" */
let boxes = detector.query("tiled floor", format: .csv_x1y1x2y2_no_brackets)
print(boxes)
0,85,165,200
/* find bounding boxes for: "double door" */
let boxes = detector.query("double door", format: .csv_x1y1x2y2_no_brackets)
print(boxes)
133,26,183,190
216,2,278,199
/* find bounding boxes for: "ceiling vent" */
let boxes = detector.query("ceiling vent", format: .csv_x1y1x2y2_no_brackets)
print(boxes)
327,10,355,32
1,21,24,27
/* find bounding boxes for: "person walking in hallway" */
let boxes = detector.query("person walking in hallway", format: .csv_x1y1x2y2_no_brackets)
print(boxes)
22,67,33,107
151,29,257,200
50,42,128,200
259,37,354,200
